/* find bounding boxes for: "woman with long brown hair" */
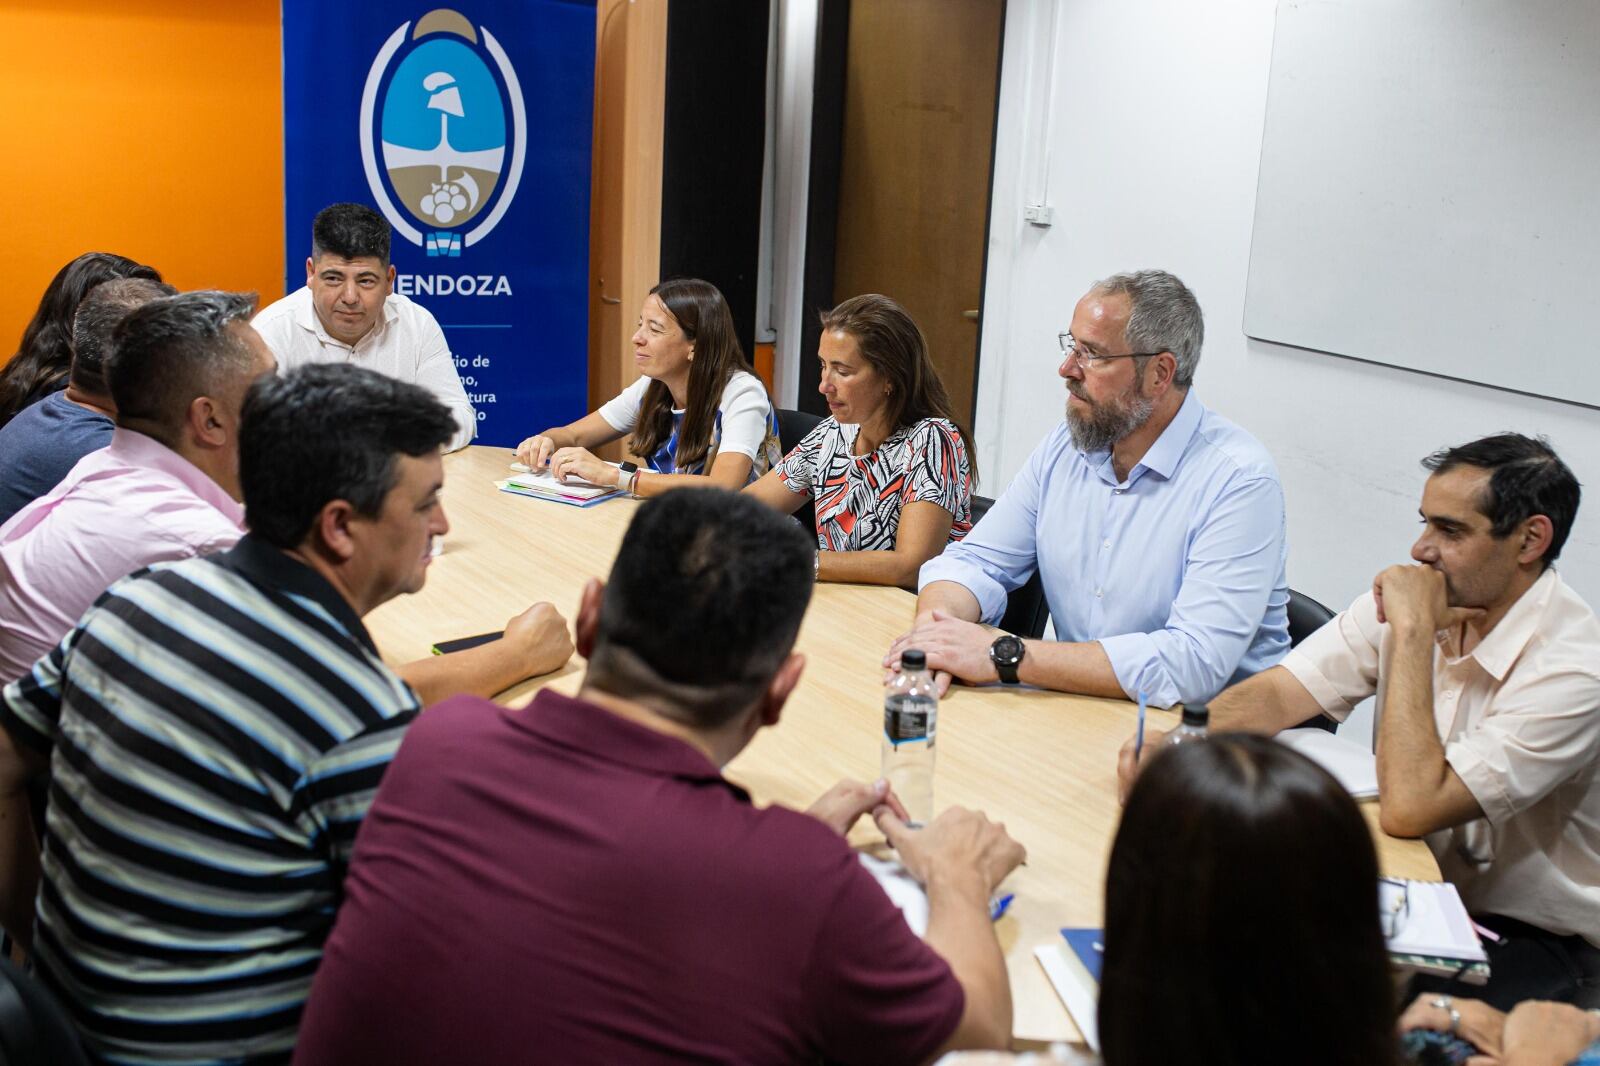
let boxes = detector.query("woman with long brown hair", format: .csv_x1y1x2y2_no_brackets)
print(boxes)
0,252,163,428
514,278,779,495
745,293,975,587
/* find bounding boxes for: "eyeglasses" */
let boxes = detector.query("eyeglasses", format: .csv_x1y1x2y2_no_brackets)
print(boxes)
1058,332,1165,371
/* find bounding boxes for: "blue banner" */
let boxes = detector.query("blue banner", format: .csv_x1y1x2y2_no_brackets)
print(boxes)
282,1,595,446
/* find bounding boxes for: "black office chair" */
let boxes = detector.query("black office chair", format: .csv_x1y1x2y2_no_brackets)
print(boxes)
776,408,824,536
967,495,1051,639
0,956,90,1066
1285,587,1338,732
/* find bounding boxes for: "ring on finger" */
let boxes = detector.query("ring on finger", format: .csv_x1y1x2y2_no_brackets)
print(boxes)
1430,996,1460,1035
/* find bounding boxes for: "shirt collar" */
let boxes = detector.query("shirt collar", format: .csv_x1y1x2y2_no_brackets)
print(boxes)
212,534,378,655
290,286,399,349
1134,389,1203,480
106,428,246,527
1080,388,1203,487
517,689,750,800
1440,567,1561,681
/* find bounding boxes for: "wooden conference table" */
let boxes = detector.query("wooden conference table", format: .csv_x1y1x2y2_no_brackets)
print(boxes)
366,446,1441,1047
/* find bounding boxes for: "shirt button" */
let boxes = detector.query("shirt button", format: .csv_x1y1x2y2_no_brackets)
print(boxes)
1095,589,1103,598
1103,540,1111,549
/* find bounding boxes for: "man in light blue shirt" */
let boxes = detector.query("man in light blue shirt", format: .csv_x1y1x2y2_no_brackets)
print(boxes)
888,270,1288,706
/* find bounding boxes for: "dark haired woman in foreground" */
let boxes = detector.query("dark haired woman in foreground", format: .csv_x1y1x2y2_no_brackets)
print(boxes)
947,734,1600,1066
1098,733,1397,1066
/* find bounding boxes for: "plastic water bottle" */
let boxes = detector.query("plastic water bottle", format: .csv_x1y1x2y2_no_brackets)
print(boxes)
883,649,938,827
1161,703,1210,749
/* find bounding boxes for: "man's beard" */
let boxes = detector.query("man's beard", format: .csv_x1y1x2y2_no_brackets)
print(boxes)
1065,380,1154,452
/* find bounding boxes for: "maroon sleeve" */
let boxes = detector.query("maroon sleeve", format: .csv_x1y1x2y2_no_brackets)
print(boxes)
801,855,967,1063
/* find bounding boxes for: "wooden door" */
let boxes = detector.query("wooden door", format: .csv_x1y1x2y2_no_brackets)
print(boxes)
829,0,1003,427
589,0,666,457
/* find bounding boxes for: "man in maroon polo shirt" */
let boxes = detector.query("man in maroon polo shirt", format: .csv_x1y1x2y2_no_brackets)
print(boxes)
294,488,1025,1064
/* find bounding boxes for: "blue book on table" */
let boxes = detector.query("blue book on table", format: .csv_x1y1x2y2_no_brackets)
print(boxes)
1061,928,1104,982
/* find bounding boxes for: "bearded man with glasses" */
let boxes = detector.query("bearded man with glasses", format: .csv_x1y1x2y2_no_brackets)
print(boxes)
886,269,1290,707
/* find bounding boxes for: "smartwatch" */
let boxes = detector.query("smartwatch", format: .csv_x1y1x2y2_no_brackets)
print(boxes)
989,634,1025,685
618,461,638,493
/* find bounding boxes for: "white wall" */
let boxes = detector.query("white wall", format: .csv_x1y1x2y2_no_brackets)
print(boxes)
977,0,1600,624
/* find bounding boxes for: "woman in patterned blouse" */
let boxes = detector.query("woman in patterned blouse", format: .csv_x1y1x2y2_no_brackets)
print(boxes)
514,278,781,496
745,294,976,588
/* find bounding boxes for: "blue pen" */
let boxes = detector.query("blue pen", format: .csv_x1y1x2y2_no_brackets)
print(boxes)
989,893,1015,922
1134,690,1148,760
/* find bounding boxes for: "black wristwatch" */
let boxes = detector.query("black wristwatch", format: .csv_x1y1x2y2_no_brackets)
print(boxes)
989,634,1025,685
619,461,638,474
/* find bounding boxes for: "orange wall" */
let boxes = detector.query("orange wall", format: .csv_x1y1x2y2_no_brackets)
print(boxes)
0,1,285,358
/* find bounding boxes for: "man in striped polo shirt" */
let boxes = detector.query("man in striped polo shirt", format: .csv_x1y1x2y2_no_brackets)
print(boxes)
0,360,539,1063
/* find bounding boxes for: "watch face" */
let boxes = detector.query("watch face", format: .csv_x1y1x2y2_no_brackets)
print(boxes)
991,635,1024,666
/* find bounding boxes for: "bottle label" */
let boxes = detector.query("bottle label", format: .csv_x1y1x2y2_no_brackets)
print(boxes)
883,696,935,746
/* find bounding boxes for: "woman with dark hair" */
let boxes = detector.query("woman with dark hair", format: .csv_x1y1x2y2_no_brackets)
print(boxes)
1101,733,1397,1066
0,252,163,427
514,278,779,496
744,294,975,587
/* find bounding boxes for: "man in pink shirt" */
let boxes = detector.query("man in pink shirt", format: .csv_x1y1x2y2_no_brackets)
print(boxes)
0,292,570,703
0,291,270,684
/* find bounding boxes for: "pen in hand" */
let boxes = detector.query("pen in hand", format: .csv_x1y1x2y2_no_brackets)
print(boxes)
1134,690,1147,761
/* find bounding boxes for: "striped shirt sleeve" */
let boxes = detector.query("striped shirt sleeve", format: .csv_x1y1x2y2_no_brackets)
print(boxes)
291,711,418,870
0,624,81,756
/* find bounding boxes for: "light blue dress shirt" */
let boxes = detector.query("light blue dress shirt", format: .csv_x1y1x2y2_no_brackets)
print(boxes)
918,391,1289,707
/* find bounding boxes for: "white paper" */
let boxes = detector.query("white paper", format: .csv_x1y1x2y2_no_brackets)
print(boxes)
858,853,929,936
1034,943,1100,1051
1277,729,1379,799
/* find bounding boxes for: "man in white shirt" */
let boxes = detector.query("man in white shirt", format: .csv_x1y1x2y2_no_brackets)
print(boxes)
253,203,475,450
1121,433,1600,1009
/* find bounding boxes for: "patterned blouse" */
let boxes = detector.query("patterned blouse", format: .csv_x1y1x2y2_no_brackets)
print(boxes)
775,417,973,552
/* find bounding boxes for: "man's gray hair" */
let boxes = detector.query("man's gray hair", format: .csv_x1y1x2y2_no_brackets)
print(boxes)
1091,270,1204,388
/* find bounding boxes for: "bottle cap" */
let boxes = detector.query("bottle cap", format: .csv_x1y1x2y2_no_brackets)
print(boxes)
900,649,927,671
1181,703,1209,728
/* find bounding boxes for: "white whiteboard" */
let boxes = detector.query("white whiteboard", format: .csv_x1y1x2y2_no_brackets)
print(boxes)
1243,0,1600,409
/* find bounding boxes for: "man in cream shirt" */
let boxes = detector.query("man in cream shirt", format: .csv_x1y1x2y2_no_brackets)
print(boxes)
253,202,475,451
1123,433,1600,1010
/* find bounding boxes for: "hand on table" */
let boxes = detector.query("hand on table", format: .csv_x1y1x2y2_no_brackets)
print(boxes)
874,805,1025,896
503,602,574,677
806,777,909,837
1372,564,1485,633
514,433,557,470
549,447,623,489
882,610,993,696
1397,993,1505,1060
1114,727,1169,805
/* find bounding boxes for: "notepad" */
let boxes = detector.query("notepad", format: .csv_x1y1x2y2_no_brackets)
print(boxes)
1035,929,1102,1051
496,463,622,507
1277,729,1379,799
1383,879,1487,963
